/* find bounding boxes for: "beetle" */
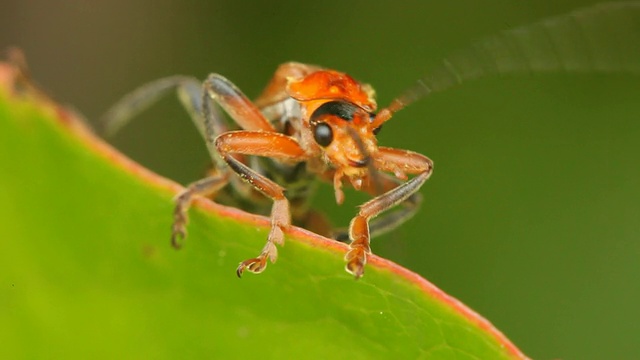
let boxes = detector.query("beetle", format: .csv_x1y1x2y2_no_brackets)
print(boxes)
102,1,640,278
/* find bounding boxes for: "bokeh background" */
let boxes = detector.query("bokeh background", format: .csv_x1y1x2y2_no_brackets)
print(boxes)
2,0,639,358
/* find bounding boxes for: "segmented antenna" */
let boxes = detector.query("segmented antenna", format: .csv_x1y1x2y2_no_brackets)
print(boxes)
384,1,640,118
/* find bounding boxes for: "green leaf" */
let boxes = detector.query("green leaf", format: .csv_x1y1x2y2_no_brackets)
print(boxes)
0,63,527,359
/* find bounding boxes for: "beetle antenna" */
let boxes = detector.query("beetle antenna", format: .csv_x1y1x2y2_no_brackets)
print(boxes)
373,1,640,131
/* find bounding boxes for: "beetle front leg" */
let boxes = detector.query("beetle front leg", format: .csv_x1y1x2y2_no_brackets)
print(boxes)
333,172,422,242
214,131,308,276
345,147,433,278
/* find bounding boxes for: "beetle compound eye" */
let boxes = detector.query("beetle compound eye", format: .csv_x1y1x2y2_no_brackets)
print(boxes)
313,122,333,147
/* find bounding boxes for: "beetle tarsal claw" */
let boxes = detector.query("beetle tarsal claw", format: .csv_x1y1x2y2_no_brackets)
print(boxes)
236,257,268,278
171,224,187,249
344,247,368,279
171,199,190,249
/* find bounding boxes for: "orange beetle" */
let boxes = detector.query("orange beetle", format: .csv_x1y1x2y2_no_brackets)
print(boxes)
105,61,432,279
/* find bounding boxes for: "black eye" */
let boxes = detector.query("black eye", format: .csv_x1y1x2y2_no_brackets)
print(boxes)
313,122,333,147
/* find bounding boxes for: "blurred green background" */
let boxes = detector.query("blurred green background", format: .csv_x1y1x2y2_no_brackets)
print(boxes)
2,0,639,358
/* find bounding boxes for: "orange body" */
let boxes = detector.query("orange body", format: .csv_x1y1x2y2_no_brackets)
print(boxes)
103,62,434,279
